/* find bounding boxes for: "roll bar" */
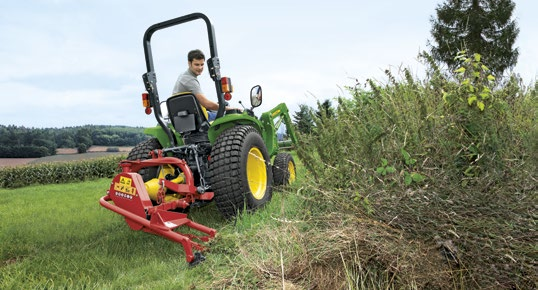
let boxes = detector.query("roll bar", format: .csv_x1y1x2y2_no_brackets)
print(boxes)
141,13,225,146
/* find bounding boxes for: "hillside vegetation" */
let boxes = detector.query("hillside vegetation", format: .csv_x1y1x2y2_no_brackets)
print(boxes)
294,52,537,288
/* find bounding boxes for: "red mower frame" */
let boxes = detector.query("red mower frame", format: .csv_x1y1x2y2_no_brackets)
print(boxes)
99,151,216,265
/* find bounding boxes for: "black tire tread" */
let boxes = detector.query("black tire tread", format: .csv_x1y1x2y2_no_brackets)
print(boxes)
273,152,295,186
126,138,161,181
209,125,272,219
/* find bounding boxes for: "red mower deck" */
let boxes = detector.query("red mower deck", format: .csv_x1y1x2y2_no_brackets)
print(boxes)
100,155,216,265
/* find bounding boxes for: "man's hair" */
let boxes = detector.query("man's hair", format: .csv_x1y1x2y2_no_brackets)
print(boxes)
188,49,205,62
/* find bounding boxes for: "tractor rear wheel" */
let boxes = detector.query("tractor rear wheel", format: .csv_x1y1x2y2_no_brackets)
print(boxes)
126,138,162,182
272,153,296,186
209,125,273,219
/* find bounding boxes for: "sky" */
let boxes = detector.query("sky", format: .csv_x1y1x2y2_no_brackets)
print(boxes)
1,0,536,128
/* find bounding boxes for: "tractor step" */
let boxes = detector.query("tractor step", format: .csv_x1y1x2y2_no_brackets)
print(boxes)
151,210,191,230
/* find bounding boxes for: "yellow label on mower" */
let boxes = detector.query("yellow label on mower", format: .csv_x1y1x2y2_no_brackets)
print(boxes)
114,182,137,196
119,176,132,186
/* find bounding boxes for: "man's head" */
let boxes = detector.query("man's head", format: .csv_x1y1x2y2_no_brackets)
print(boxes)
188,49,205,76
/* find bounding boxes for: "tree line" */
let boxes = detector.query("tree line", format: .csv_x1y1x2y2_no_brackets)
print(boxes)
0,125,148,158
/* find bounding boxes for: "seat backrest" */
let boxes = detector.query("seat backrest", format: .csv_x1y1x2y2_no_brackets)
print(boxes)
166,93,210,135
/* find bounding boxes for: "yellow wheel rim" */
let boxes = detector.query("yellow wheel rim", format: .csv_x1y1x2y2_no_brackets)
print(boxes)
247,147,267,200
288,161,296,183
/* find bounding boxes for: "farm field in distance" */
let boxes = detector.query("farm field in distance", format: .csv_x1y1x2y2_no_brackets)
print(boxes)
0,146,132,168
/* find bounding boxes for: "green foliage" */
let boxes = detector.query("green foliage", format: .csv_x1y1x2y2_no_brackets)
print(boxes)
292,99,335,136
375,150,425,186
0,145,50,158
400,148,425,186
77,143,89,154
315,99,335,120
292,104,314,134
429,0,519,76
75,127,93,151
436,51,524,182
403,171,425,186
353,191,373,214
298,67,436,192
0,156,123,188
449,51,496,112
376,158,396,176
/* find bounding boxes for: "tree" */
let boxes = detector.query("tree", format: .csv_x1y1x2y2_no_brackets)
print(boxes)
75,128,93,153
293,104,314,134
429,0,519,76
316,99,334,120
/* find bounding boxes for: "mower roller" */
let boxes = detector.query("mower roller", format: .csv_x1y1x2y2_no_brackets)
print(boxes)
99,12,298,265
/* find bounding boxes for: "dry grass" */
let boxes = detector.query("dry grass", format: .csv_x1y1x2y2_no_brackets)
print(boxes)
207,208,457,289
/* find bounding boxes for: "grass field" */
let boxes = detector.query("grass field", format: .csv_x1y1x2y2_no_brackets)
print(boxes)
0,174,312,289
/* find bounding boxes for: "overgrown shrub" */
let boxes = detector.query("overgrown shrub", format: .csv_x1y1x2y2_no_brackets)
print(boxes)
296,52,537,288
0,156,124,188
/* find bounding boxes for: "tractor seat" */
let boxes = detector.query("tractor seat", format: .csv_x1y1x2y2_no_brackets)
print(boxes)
167,92,210,143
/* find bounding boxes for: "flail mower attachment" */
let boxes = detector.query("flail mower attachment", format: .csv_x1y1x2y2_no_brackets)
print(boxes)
99,152,216,266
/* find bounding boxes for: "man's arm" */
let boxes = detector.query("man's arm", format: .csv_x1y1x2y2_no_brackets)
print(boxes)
195,93,242,112
195,93,220,111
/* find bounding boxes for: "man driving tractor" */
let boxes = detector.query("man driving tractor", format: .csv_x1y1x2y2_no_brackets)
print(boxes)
172,49,240,121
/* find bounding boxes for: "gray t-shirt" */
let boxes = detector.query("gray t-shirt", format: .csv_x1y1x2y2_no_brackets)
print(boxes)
172,69,203,95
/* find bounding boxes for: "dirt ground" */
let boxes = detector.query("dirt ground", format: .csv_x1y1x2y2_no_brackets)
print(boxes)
0,158,38,168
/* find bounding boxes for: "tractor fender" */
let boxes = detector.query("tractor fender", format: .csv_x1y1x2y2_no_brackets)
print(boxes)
207,114,263,144
143,125,184,148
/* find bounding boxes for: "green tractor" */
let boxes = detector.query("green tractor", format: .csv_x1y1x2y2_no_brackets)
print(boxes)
100,13,297,264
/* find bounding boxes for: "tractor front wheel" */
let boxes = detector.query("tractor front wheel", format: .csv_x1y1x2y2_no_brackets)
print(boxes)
209,125,273,219
272,152,296,186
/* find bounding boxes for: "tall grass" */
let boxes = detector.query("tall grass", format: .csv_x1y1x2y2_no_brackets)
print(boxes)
296,53,537,288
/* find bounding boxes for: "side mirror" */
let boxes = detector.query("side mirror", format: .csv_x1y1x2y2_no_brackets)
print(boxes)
250,85,262,108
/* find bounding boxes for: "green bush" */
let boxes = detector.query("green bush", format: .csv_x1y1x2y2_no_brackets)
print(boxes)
77,143,89,154
0,156,124,188
106,147,120,152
